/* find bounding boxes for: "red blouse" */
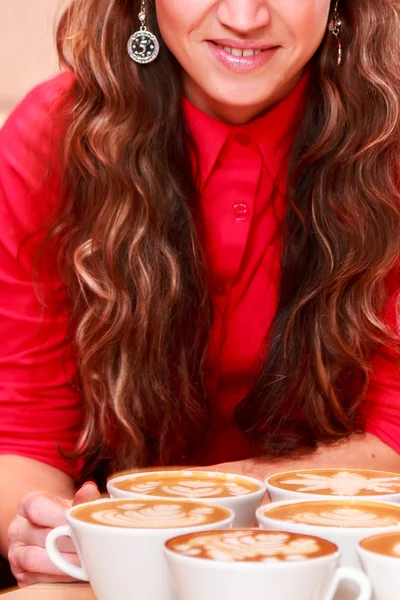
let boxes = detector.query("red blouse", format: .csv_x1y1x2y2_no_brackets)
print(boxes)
0,72,399,480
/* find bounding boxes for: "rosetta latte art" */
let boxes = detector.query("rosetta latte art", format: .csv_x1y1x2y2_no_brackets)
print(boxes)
287,508,400,528
90,503,217,528
171,532,326,563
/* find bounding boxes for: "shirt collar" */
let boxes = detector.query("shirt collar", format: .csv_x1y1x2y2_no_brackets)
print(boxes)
183,71,309,192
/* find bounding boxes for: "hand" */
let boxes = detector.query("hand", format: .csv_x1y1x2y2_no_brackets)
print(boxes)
8,482,100,587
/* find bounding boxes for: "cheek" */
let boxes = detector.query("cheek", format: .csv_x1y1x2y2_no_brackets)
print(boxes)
284,0,331,51
155,0,199,53
155,0,185,35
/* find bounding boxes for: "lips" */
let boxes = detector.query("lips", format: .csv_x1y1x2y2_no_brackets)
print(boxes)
206,40,279,73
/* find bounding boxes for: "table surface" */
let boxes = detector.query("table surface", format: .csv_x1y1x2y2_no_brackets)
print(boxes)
0,585,95,600
0,580,356,600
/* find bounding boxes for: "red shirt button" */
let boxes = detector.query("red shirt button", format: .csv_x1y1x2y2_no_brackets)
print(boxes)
234,133,251,147
233,203,249,221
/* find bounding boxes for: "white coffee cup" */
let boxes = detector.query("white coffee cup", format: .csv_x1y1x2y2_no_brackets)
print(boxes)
357,531,400,600
265,468,400,503
164,529,372,600
107,469,266,527
46,497,234,600
256,498,400,569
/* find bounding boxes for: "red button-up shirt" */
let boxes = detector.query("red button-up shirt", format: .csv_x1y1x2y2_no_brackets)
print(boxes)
0,72,399,479
183,77,308,463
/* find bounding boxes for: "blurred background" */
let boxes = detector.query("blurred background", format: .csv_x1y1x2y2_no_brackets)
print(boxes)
0,0,60,126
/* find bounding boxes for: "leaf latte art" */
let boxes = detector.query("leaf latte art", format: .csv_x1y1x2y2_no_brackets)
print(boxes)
270,469,400,496
111,470,261,498
167,531,336,563
128,481,252,498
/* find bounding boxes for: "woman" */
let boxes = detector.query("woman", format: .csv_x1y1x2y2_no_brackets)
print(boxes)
1,0,400,586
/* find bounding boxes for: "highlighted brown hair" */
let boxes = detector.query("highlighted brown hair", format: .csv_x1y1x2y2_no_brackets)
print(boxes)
53,0,400,474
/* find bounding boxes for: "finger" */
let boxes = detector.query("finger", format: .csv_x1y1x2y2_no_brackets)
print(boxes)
8,517,75,552
73,482,101,506
10,545,81,579
18,492,71,528
17,571,78,587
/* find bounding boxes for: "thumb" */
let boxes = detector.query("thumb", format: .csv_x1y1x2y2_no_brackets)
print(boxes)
73,482,101,506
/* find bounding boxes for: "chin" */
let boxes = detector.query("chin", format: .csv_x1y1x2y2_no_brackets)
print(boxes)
207,76,278,105
211,89,278,111
222,93,273,107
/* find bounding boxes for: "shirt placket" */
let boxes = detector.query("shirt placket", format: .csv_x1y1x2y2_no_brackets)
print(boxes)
201,132,262,408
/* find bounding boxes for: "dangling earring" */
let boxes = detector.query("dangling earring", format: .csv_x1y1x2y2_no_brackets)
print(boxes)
328,0,342,67
127,0,160,65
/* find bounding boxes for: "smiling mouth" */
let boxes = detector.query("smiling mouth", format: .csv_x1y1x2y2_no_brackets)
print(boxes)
209,41,276,57
208,40,278,58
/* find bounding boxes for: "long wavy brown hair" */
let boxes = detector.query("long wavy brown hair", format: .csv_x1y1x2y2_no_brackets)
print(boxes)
51,0,400,475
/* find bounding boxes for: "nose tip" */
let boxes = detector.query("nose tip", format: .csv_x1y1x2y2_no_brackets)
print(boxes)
217,1,271,34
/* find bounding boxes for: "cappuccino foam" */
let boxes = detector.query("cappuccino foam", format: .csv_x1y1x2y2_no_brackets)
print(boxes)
360,532,400,558
166,530,337,563
111,470,261,499
72,499,230,529
269,469,400,497
263,500,400,529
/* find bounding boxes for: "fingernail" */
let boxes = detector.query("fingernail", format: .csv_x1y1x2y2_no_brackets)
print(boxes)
82,480,97,488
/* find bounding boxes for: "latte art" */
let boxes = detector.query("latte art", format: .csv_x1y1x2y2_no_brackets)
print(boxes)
129,481,252,498
288,508,400,528
112,470,261,499
72,499,230,529
360,532,400,558
167,531,336,563
264,500,400,529
91,504,217,528
393,542,400,556
269,469,400,497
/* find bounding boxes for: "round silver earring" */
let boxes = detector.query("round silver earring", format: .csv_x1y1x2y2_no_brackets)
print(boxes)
127,1,160,65
328,0,342,66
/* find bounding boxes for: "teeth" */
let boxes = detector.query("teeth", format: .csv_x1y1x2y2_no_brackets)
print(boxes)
219,45,263,57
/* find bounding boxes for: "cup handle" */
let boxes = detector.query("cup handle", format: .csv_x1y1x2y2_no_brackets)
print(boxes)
323,567,372,600
45,525,89,581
